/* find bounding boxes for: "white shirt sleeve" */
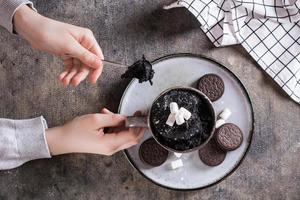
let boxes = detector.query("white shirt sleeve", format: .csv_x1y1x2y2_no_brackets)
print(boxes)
0,116,51,170
0,0,36,33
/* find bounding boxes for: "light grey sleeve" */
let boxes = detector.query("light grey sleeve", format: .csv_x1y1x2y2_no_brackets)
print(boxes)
0,116,51,170
0,0,36,33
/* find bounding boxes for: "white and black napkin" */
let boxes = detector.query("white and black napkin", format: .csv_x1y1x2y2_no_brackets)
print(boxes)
165,0,300,103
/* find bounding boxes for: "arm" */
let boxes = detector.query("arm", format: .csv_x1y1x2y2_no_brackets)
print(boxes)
0,0,35,33
45,109,145,156
0,108,144,170
0,116,50,170
1,1,104,86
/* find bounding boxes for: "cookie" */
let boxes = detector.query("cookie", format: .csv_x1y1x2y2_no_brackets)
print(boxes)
198,138,226,166
197,74,225,101
215,123,243,151
139,138,169,167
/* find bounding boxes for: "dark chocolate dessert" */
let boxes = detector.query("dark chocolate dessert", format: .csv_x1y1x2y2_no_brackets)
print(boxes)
150,88,215,151
121,55,155,85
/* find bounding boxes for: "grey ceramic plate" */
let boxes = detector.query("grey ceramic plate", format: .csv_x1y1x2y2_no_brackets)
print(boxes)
118,54,254,190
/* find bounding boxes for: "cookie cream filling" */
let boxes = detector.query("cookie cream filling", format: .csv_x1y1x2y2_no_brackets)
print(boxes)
166,102,192,126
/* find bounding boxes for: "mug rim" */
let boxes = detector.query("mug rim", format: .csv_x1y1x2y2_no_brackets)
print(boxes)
148,86,216,153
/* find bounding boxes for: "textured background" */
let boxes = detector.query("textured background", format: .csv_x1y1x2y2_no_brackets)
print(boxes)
0,0,299,199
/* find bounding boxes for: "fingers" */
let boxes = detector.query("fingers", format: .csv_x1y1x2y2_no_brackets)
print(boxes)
100,108,132,132
129,126,145,141
87,37,104,84
69,40,103,71
133,111,142,117
59,58,90,87
59,70,70,82
100,110,145,154
60,59,101,86
70,65,89,86
115,141,138,152
58,58,73,83
61,59,80,86
58,30,104,86
100,108,142,117
100,108,115,133
82,113,125,129
100,127,145,155
100,108,114,114
80,109,145,155
89,36,104,60
98,114,125,128
114,128,145,152
88,67,103,84
58,69,71,83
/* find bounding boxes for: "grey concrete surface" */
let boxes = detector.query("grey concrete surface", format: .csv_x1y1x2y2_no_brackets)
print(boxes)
0,0,299,199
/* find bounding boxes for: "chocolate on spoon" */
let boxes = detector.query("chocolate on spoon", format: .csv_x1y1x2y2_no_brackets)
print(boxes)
121,55,155,85
102,56,155,85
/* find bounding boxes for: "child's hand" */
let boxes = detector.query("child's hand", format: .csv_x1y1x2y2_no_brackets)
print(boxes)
45,108,145,156
14,5,104,86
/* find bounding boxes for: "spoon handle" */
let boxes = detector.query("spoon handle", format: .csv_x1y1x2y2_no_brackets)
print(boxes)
102,60,128,68
125,116,149,128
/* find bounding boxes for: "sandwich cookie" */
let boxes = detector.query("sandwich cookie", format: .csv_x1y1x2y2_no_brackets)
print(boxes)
139,138,169,167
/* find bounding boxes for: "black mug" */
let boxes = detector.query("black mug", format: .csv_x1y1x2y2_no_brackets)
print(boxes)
125,86,216,153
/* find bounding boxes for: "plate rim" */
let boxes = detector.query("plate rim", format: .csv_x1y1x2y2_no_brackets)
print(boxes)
118,53,255,191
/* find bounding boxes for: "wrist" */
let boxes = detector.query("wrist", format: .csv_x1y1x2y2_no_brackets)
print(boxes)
13,5,43,41
45,126,67,156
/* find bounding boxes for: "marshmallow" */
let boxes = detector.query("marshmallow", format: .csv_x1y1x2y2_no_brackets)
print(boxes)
179,107,192,120
174,153,182,158
171,159,183,169
170,102,179,114
166,102,192,126
215,119,226,128
175,113,185,125
166,113,176,127
219,108,232,120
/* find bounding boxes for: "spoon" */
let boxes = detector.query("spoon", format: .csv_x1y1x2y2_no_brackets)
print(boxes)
102,60,128,68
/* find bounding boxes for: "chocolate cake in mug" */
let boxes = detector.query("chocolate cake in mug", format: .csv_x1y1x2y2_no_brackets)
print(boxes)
150,87,215,152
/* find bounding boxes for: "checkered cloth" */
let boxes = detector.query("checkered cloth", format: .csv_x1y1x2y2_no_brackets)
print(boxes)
165,0,300,103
